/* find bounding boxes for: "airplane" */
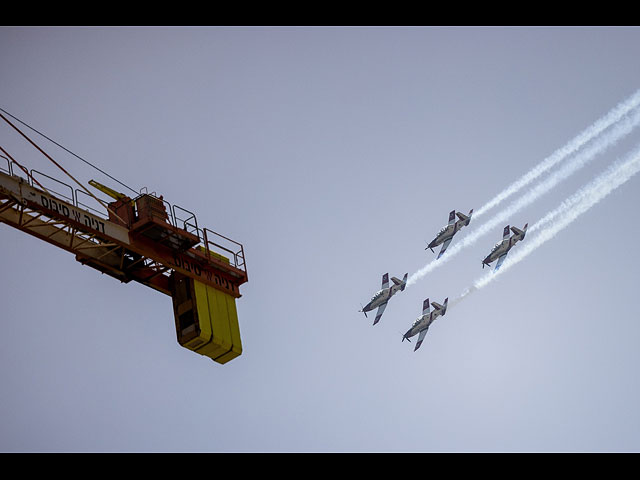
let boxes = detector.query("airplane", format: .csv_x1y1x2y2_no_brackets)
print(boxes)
482,223,528,271
426,209,473,259
359,272,408,325
402,297,448,351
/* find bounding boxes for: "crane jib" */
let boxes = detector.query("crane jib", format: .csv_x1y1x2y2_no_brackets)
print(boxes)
0,170,244,298
0,172,130,243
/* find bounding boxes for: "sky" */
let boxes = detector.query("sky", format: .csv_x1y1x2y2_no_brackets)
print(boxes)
2,26,640,452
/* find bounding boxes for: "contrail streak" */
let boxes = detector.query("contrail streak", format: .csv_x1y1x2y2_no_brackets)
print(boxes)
474,88,640,219
473,141,640,290
407,102,640,287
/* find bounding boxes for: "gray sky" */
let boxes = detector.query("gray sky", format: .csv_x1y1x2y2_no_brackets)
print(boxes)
2,26,640,452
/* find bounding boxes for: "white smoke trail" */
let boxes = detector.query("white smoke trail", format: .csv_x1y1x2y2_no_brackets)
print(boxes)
406,103,640,287
447,285,478,309
474,88,640,219
473,141,640,290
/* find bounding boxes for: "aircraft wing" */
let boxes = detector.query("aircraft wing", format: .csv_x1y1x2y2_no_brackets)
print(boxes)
437,237,453,259
448,210,456,226
373,302,387,326
494,252,508,271
414,327,429,351
422,298,430,316
381,273,389,290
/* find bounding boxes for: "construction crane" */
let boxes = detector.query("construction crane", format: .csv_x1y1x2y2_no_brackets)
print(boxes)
0,110,248,364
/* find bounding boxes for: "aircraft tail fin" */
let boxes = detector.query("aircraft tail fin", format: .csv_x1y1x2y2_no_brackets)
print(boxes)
431,297,448,315
510,223,528,241
391,273,408,291
502,225,511,241
456,208,473,226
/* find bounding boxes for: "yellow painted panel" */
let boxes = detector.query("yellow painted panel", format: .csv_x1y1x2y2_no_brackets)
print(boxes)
192,279,230,360
211,286,242,364
197,246,230,264
226,293,242,356
202,283,231,363
171,270,242,364
187,279,217,358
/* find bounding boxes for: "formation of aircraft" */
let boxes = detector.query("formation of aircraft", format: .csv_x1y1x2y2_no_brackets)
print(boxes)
481,223,528,271
359,208,528,353
426,209,473,259
359,272,407,325
402,297,448,351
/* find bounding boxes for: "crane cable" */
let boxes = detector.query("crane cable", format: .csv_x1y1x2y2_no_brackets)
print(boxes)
0,107,139,196
0,147,51,194
0,109,130,225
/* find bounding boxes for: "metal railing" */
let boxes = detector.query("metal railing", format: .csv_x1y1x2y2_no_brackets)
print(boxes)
30,169,75,205
2,156,247,275
129,191,246,274
201,227,246,273
0,155,11,175
173,204,199,237
75,189,110,219
1,156,112,219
